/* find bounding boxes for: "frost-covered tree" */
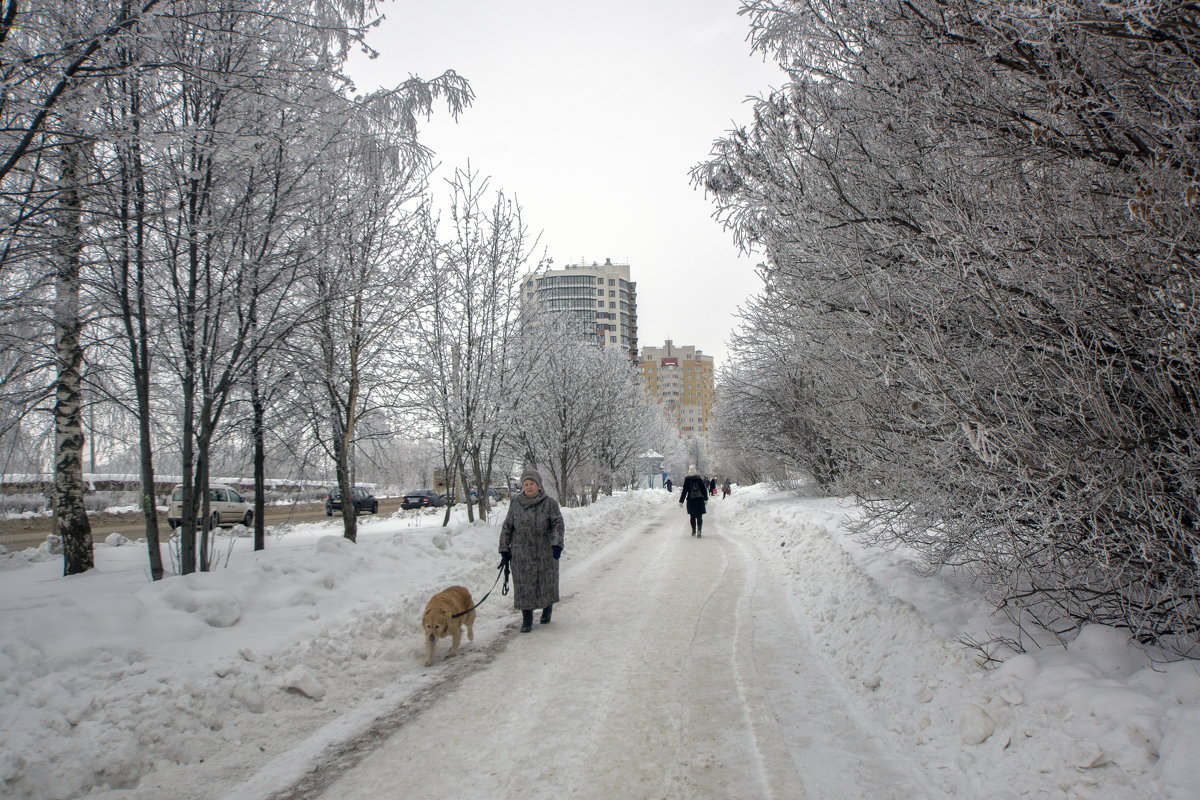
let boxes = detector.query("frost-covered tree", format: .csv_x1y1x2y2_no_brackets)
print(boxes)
508,314,599,504
139,2,375,570
699,0,1200,647
511,313,661,505
587,347,655,498
297,135,434,544
0,0,471,574
413,168,538,523
0,2,130,575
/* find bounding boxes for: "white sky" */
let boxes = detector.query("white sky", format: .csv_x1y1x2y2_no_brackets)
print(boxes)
346,0,784,366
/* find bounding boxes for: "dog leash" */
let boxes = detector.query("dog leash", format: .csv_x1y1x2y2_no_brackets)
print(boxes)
452,561,510,619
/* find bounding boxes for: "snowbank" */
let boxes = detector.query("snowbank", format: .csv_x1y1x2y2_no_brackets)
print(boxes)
722,484,1200,799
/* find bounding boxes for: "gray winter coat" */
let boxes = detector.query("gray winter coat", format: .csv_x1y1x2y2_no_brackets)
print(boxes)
499,490,565,610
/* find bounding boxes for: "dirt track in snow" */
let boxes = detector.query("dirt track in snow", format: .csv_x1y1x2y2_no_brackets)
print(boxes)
281,502,923,799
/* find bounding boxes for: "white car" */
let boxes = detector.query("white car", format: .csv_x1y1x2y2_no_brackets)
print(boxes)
167,484,254,530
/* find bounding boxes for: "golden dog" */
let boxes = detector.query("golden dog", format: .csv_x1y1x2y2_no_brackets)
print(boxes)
422,585,475,666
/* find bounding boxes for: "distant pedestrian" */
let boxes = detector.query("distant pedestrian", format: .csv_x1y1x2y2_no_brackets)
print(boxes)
665,478,673,492
722,478,731,499
709,477,717,496
499,468,564,633
679,468,708,537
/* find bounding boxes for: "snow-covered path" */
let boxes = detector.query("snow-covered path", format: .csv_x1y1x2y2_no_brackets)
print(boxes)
6,486,1195,800
309,502,924,799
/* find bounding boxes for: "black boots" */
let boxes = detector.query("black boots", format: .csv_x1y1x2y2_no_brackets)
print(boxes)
519,607,553,631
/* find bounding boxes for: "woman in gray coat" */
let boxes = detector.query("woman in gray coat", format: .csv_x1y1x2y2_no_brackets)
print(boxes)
499,468,565,632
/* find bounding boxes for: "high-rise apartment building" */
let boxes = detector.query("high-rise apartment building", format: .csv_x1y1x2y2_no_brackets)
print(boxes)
639,340,715,435
520,258,638,360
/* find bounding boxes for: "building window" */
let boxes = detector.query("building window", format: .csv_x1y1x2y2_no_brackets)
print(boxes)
540,275,595,288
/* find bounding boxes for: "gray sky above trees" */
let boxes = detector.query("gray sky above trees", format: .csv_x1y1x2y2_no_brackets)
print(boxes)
347,0,782,365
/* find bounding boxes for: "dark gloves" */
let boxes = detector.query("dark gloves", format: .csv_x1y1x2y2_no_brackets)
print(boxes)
498,552,510,569
552,545,562,560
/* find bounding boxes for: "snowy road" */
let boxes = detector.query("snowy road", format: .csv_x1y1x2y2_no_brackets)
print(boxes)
302,501,925,800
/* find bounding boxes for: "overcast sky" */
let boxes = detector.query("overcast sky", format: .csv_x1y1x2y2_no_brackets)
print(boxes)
347,0,784,365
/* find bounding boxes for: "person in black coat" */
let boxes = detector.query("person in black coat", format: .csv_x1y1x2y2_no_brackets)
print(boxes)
678,470,708,537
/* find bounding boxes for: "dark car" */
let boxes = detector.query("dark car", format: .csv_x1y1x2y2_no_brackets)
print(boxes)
325,486,378,516
400,489,446,510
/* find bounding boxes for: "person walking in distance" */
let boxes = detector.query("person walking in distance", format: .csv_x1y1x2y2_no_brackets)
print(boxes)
499,468,564,632
679,468,708,537
709,476,718,496
722,478,731,499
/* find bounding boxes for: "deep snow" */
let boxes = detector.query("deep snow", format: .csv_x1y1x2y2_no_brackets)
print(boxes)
1,485,1197,799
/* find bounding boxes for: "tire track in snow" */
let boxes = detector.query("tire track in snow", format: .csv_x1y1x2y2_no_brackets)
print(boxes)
666,515,795,798
707,500,931,799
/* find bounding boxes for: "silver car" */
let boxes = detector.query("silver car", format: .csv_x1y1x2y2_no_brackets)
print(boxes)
167,484,254,529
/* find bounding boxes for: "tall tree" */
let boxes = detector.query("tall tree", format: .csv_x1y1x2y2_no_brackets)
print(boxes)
50,97,93,575
299,91,465,542
415,168,538,522
511,313,652,505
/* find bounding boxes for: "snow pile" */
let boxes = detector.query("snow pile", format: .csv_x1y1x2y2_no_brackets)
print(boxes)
721,485,1200,799
0,490,667,800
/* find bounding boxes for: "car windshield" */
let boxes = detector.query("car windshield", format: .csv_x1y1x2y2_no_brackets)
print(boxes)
171,487,184,501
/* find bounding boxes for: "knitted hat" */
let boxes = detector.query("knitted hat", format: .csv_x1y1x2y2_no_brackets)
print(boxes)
520,468,543,488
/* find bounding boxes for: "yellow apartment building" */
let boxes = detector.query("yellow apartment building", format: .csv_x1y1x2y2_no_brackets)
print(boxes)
638,340,715,435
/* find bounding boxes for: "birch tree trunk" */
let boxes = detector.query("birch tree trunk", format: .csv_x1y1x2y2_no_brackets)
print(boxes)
52,133,94,576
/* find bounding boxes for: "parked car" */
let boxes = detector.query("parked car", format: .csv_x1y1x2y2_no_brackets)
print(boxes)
461,486,509,503
167,484,253,530
400,489,446,510
325,486,378,516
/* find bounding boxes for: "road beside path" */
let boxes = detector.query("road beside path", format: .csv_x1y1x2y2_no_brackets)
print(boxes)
0,499,410,551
